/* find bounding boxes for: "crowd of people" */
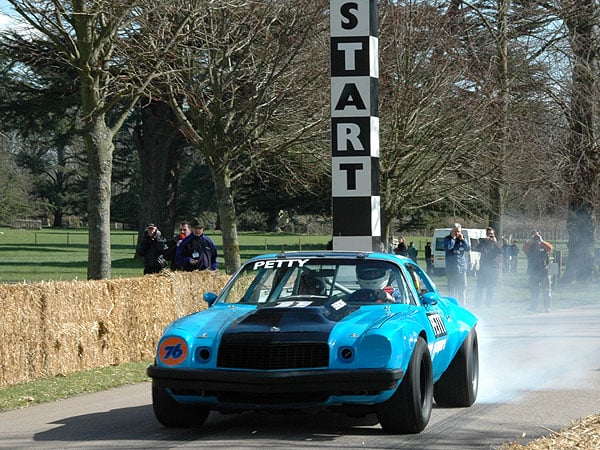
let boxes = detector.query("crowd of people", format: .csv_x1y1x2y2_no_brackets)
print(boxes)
136,217,218,275
387,224,556,313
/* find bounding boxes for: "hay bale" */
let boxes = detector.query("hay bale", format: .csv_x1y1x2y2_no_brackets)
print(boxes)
0,283,46,385
0,270,229,388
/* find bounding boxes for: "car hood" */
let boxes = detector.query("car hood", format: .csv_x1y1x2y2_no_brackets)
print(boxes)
166,302,412,344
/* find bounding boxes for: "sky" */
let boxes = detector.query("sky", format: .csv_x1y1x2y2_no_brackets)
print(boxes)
0,1,15,30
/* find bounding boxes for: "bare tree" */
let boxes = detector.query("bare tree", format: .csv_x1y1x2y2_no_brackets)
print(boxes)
142,0,330,273
378,1,497,241
8,0,194,278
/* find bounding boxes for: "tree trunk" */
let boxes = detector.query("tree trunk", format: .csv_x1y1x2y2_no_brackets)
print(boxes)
134,98,185,239
84,117,114,280
381,209,392,251
565,198,596,281
561,0,599,282
52,210,63,228
266,210,281,232
490,0,509,239
211,166,241,274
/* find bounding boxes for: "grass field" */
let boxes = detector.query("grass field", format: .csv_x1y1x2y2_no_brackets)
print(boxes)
0,227,331,283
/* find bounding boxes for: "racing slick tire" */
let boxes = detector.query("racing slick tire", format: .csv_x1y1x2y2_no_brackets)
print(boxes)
152,380,210,428
434,328,479,407
377,336,433,434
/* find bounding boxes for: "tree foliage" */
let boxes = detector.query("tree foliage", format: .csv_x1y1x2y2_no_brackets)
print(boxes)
0,134,39,223
7,0,197,278
0,31,86,227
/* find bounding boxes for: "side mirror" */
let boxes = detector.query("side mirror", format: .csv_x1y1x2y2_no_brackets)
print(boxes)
204,292,218,307
421,292,440,306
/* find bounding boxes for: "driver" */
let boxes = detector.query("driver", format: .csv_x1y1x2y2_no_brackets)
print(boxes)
355,264,403,303
299,273,326,296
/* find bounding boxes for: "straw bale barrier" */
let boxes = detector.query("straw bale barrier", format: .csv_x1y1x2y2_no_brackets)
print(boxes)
0,270,229,388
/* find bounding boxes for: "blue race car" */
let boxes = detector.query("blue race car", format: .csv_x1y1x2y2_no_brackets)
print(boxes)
147,251,478,434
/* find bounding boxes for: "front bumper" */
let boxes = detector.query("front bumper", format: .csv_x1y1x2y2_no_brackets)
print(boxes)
147,365,403,396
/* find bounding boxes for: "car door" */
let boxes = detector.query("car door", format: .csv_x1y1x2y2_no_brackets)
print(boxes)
403,262,455,374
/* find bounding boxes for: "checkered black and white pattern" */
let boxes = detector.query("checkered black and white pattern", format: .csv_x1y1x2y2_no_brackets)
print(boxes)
330,0,380,251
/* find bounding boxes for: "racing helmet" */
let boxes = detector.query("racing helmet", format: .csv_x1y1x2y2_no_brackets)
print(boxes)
356,264,391,290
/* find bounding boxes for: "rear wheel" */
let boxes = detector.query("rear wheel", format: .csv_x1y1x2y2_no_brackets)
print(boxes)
152,380,210,428
434,328,479,407
377,337,433,434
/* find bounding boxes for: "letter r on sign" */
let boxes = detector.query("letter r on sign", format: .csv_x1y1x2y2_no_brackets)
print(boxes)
337,123,363,151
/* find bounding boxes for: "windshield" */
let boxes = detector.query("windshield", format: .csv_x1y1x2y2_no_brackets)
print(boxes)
217,257,417,306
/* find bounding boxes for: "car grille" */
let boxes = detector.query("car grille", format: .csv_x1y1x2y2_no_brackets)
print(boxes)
217,343,329,370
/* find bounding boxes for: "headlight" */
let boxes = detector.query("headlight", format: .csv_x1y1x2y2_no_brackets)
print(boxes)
357,335,392,366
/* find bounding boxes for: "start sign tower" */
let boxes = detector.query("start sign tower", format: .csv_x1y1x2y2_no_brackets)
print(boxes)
330,0,381,251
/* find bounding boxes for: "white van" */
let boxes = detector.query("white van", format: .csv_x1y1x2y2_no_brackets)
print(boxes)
431,228,487,276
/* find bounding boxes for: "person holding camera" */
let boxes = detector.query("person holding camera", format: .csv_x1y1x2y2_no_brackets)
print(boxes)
444,223,471,306
473,227,502,307
523,230,553,312
136,222,168,275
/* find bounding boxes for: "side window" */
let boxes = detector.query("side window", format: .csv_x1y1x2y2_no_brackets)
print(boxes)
406,263,431,298
242,269,278,304
392,268,418,305
435,237,446,251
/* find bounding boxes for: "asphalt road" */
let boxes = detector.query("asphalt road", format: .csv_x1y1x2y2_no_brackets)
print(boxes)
1,304,599,450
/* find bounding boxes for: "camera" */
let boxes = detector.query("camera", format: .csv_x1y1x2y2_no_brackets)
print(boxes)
533,235,541,242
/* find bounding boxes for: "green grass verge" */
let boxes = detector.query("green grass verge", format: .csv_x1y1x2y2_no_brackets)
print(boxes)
0,361,151,412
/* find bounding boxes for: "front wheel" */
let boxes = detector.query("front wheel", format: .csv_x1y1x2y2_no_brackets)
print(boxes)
377,337,433,434
152,380,210,428
434,328,479,407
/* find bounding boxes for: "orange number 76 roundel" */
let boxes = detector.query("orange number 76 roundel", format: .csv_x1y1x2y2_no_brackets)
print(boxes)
158,337,189,366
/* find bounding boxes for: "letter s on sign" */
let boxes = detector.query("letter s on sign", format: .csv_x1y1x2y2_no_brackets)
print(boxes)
341,2,359,30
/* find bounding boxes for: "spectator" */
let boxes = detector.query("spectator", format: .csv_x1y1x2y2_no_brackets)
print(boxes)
136,223,168,275
444,223,471,306
509,240,520,272
424,241,433,275
473,227,502,307
394,236,409,257
175,218,218,271
388,239,396,254
164,221,192,270
523,230,553,312
408,241,418,262
502,238,512,272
